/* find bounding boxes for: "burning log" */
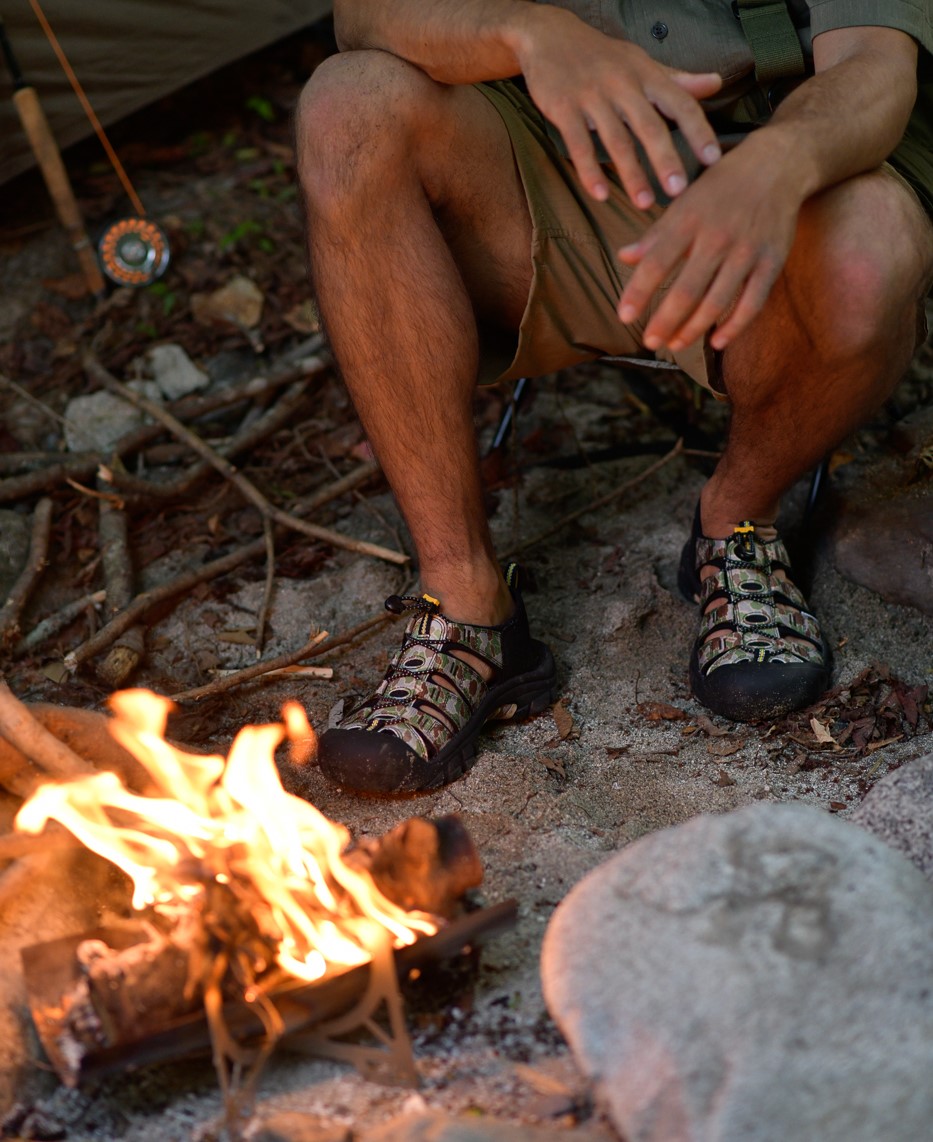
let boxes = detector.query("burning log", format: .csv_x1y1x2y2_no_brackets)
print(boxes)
11,688,505,1126
37,814,484,1063
344,815,483,920
23,900,517,1090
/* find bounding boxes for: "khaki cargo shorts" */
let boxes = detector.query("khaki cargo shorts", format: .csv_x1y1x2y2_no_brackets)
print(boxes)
476,79,933,395
476,79,718,393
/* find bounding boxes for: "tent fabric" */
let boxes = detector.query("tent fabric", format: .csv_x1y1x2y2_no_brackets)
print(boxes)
0,0,331,186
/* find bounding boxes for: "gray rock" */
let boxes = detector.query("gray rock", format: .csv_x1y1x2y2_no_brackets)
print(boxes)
144,343,209,400
827,492,933,615
0,510,31,600
63,390,143,453
850,753,933,878
541,802,933,1142
358,1112,609,1142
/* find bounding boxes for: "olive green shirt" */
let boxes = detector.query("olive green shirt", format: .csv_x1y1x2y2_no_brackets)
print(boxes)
534,0,933,212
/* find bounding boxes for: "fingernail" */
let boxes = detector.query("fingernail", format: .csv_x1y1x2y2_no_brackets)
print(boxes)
619,304,636,323
703,143,722,164
668,338,684,351
593,182,609,201
643,333,661,350
635,190,654,209
666,174,686,195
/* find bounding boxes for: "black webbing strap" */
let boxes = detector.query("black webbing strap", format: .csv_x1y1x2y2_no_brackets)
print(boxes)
735,0,806,86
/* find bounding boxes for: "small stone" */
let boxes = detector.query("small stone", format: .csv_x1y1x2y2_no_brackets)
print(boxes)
144,343,210,400
63,390,143,453
850,753,933,879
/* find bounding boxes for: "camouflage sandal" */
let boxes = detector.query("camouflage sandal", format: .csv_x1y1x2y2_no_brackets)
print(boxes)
317,565,557,794
678,506,830,722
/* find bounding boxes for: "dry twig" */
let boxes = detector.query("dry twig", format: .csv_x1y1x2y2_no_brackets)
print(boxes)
105,378,313,503
0,359,327,503
86,356,408,566
504,438,684,556
96,476,145,687
14,589,106,656
169,614,391,703
63,463,385,671
0,682,96,780
0,498,54,647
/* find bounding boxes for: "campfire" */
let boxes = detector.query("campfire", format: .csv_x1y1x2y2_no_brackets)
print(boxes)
7,689,512,1133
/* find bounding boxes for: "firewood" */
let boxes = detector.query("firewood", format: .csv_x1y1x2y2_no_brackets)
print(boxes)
0,701,154,794
342,815,483,920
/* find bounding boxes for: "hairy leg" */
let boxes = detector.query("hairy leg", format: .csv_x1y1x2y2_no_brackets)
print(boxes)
297,51,533,624
701,168,933,537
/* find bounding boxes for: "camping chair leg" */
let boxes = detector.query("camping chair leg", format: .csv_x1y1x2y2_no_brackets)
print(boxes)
804,455,831,524
487,376,530,456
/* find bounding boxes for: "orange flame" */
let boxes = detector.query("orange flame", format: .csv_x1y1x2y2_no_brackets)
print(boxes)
15,690,436,982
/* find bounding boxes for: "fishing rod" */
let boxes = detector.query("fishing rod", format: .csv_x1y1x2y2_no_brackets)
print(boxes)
11,0,171,287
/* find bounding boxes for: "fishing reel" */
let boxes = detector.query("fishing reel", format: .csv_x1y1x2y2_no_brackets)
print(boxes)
97,216,170,287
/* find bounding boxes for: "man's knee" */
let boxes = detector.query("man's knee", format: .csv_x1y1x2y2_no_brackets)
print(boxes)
296,50,440,206
792,170,933,360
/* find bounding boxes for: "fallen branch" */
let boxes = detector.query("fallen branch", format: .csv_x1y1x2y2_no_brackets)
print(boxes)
86,357,408,566
64,465,392,671
14,589,106,656
0,359,328,503
503,438,684,556
96,478,144,688
0,497,53,647
169,614,391,703
105,378,313,504
0,682,96,780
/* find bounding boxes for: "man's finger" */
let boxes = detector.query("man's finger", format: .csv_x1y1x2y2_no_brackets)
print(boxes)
616,232,691,326
710,261,780,349
589,106,655,208
622,99,691,198
556,111,611,200
649,77,723,168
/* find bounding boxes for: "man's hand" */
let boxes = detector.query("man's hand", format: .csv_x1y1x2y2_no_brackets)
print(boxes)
516,11,723,207
616,134,803,353
613,26,920,355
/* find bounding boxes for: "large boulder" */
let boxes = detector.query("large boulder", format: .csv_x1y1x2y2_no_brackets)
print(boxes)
850,753,933,879
542,802,933,1142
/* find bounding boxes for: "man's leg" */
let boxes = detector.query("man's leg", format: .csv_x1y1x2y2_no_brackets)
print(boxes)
703,167,933,536
296,50,533,627
682,167,933,720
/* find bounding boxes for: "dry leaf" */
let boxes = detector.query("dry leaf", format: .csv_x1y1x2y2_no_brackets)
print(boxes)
42,662,68,683
192,274,264,330
694,714,730,737
713,767,736,786
541,756,567,778
552,699,579,741
283,300,321,334
809,716,838,747
637,701,688,722
707,738,744,757
217,629,256,645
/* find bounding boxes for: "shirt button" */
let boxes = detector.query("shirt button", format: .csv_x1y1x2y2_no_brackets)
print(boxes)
651,21,669,40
